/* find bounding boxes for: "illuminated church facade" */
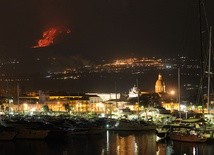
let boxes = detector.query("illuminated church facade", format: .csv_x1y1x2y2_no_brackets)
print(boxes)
155,74,166,94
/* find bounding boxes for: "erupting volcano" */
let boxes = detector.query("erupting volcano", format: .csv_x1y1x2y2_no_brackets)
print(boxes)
33,27,71,48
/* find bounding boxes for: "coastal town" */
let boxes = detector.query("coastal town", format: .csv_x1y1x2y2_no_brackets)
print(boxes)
0,72,213,143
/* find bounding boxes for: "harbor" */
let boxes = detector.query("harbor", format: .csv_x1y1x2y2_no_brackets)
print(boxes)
0,73,214,144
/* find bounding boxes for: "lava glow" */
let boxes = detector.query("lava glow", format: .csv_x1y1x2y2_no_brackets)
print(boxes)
33,27,71,48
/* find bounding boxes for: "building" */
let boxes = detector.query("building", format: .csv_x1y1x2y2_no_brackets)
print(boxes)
155,74,166,94
128,85,140,98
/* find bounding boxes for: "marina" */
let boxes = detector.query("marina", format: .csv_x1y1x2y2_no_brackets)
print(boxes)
0,110,214,143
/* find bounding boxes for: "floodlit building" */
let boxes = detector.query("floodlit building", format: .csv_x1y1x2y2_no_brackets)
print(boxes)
155,74,166,94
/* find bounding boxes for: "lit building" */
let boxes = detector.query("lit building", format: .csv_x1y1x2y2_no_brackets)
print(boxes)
128,85,140,98
86,93,120,102
155,74,166,94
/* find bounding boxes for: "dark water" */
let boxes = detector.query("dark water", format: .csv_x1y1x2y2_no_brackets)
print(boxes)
0,131,214,155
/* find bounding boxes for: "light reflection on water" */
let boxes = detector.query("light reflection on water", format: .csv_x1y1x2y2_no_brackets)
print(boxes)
0,131,214,155
106,131,156,155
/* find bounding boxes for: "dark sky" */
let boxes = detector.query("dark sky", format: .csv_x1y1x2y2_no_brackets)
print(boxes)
0,0,213,61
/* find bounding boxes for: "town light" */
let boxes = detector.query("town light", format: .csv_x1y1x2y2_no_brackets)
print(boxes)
169,90,175,95
23,103,28,111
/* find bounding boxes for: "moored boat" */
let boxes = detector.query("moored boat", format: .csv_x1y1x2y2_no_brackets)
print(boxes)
15,128,49,140
155,125,170,141
195,126,214,142
170,132,207,143
0,130,17,141
0,125,17,141
169,126,207,143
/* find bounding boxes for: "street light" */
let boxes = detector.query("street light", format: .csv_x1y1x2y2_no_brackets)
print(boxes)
169,90,175,96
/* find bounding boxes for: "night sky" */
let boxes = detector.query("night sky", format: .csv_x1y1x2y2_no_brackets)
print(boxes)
0,0,213,61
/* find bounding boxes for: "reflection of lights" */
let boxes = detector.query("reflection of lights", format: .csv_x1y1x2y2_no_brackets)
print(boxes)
193,147,196,155
101,149,105,155
117,145,120,154
166,145,174,154
106,131,109,152
134,141,138,154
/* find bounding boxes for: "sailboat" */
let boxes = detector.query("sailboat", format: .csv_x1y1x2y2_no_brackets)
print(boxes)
197,26,214,141
168,0,214,143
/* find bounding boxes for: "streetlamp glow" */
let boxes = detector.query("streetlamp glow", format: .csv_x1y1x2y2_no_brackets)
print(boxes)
169,90,175,95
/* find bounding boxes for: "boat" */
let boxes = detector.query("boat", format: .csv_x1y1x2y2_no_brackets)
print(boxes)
192,22,214,142
181,118,206,123
107,119,156,131
0,119,49,140
168,0,212,143
170,117,214,142
170,131,207,143
0,130,16,141
15,128,49,140
196,126,214,142
169,125,207,143
155,125,171,141
65,117,106,136
0,126,17,141
34,120,69,139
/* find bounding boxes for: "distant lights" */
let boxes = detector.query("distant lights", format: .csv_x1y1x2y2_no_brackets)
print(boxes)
165,65,172,69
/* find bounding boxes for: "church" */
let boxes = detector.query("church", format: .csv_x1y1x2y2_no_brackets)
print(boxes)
155,74,166,95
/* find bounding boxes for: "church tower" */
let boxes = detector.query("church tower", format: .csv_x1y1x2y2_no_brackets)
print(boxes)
155,74,166,94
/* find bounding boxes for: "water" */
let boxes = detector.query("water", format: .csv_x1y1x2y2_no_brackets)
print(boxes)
0,131,214,155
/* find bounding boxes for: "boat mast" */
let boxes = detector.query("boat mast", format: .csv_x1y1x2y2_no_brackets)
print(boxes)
198,0,205,114
136,79,140,118
178,67,181,118
115,81,118,108
207,26,212,114
17,83,19,111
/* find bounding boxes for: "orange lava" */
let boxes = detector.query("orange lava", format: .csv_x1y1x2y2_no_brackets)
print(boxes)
33,27,71,48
